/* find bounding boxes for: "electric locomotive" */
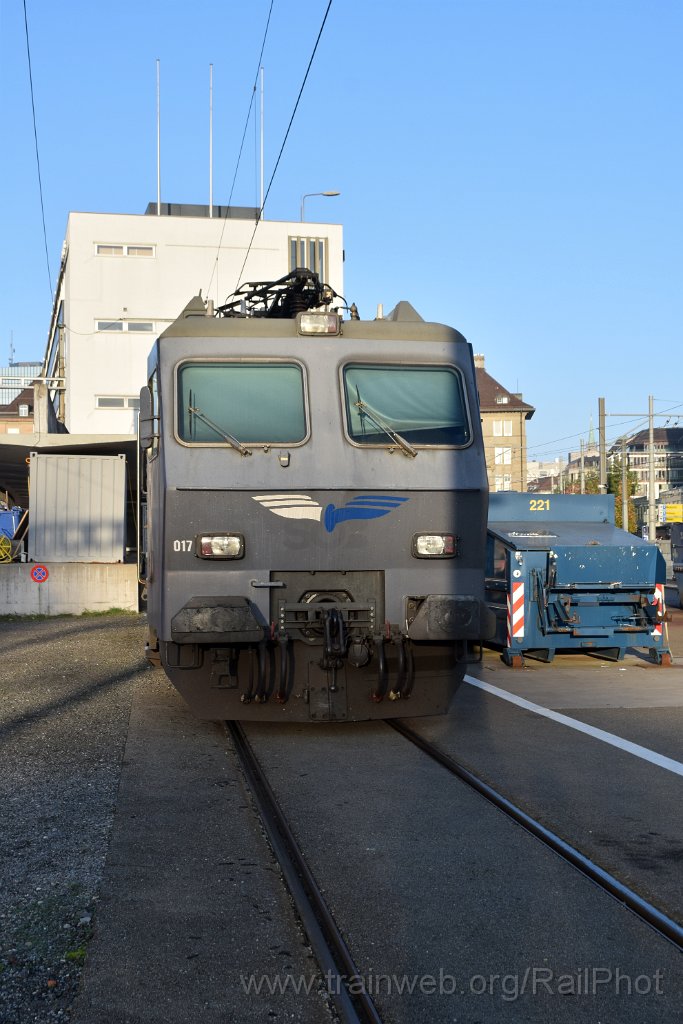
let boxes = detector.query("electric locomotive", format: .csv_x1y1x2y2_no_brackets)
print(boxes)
139,270,493,721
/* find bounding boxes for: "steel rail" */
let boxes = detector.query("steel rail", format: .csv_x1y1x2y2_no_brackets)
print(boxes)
226,722,383,1024
390,720,683,952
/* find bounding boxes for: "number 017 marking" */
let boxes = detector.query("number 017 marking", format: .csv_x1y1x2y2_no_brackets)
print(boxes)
173,539,193,552
529,499,550,512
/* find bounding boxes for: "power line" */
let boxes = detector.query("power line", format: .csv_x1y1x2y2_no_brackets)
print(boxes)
22,0,52,300
206,1,275,299
227,0,274,209
527,400,683,462
232,0,334,294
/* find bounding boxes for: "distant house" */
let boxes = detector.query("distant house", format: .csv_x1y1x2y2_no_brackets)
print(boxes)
614,428,683,500
0,386,35,436
474,355,535,492
564,451,601,491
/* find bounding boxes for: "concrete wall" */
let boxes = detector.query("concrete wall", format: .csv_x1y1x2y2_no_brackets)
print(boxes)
0,563,138,615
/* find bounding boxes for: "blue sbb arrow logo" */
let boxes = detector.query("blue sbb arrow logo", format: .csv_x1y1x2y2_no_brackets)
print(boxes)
323,495,408,533
252,493,409,532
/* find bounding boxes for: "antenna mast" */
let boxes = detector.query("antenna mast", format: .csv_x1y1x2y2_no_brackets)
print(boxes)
156,59,161,215
259,66,264,217
209,64,214,217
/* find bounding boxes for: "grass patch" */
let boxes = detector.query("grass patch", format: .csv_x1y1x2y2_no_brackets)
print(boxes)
65,947,87,965
79,607,137,618
0,613,73,622
0,608,141,622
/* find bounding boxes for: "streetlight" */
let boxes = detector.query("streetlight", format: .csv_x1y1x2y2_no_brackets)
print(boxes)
300,190,340,221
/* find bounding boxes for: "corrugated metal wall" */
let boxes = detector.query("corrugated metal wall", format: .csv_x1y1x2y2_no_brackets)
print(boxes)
29,453,126,562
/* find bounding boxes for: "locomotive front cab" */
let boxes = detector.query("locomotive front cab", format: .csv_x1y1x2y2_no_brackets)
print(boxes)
140,278,493,721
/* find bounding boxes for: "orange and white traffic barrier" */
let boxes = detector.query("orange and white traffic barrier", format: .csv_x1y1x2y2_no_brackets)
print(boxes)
651,583,665,638
507,581,525,645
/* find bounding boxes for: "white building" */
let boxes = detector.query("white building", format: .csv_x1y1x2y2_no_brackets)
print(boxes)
43,203,344,434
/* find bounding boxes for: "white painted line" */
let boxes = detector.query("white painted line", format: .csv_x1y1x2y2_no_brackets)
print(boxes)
463,675,683,778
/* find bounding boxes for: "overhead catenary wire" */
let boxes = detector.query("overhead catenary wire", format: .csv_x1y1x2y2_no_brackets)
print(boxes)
232,0,334,296
205,0,275,299
22,0,52,301
527,400,683,463
227,2,274,211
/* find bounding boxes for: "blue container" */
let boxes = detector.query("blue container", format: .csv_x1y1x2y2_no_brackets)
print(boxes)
0,506,23,540
486,493,671,665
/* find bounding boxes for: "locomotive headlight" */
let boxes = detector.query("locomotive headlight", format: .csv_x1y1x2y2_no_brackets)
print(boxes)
197,534,244,559
412,534,457,558
297,312,341,335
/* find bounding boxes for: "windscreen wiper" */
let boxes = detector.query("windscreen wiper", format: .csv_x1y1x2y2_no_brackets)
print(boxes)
354,389,417,458
188,405,252,457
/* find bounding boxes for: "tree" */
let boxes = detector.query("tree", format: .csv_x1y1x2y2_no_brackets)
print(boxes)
583,471,600,495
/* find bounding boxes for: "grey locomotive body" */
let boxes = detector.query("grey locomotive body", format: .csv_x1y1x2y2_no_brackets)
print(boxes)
139,277,492,721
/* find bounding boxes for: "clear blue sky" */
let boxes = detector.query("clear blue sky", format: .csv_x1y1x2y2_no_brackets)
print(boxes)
1,0,681,461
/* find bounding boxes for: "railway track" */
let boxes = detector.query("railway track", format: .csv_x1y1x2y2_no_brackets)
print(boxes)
227,721,383,1024
390,720,683,953
229,717,682,1023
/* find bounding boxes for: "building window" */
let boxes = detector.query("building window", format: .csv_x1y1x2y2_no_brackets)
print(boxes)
96,396,140,409
96,243,155,257
97,397,126,408
19,404,29,417
492,419,513,437
96,320,155,333
495,395,510,405
98,396,140,409
495,446,512,465
288,236,327,281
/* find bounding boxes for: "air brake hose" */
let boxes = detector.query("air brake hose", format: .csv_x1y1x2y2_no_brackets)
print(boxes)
402,641,415,698
276,636,289,703
389,637,406,700
371,638,387,702
240,647,256,704
254,641,268,703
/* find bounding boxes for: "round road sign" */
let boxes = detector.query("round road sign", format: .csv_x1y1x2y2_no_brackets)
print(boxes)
30,565,49,583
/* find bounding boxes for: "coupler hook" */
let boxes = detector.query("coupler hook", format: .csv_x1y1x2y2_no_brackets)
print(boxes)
323,607,347,659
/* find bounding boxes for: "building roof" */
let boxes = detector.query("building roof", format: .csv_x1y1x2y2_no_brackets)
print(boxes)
0,435,136,508
475,365,535,418
0,387,34,416
621,427,683,449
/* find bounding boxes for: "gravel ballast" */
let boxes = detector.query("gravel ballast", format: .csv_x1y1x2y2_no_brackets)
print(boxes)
0,613,147,1023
